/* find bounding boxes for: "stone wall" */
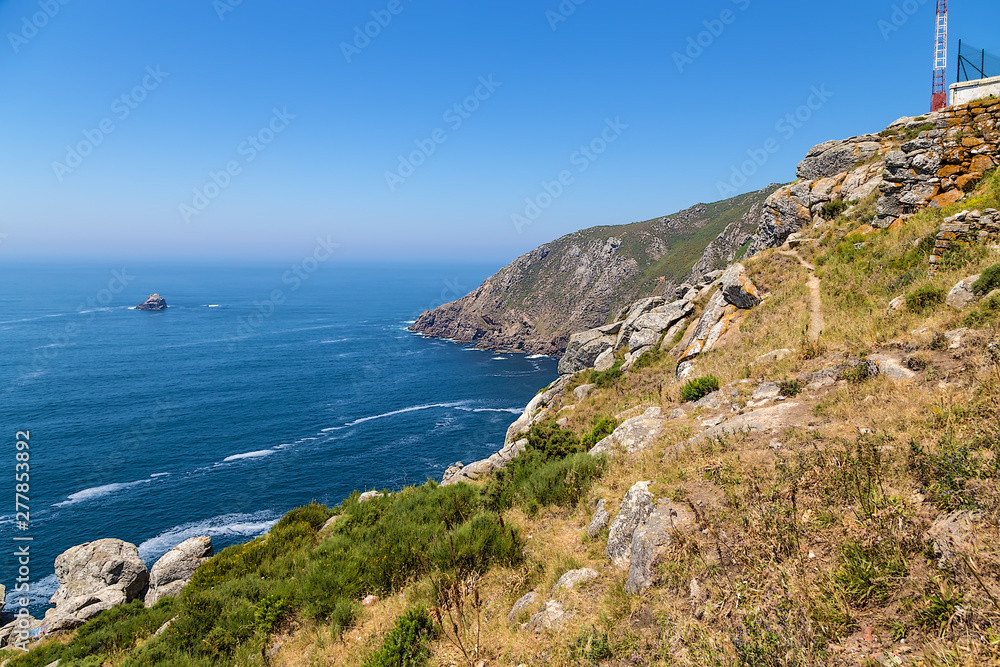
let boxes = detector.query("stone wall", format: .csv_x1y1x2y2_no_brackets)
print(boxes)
931,208,1000,270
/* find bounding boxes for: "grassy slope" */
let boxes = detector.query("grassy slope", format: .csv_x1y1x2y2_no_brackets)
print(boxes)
5,177,1000,666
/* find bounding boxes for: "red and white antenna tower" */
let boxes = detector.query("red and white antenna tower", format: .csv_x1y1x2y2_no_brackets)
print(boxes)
931,0,949,111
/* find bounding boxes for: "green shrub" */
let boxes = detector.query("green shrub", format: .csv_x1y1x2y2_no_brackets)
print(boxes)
484,423,604,513
580,417,618,449
962,293,1000,327
777,379,803,397
630,347,667,372
589,361,623,388
679,375,720,402
972,263,1000,295
905,285,945,313
842,362,874,385
364,608,437,667
821,200,849,220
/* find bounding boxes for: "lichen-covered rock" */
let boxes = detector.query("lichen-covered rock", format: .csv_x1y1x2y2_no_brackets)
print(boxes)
677,291,740,379
551,568,599,595
797,136,881,181
358,491,385,503
44,539,149,631
719,263,761,309
587,499,610,538
144,536,213,605
606,481,654,569
589,408,664,457
946,274,981,309
525,601,565,633
507,590,540,623
625,500,696,594
593,348,615,372
558,329,616,375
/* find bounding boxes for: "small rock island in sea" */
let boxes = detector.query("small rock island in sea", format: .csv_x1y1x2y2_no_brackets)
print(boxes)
135,293,167,311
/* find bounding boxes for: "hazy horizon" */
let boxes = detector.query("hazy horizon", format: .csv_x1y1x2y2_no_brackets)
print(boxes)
1,1,997,263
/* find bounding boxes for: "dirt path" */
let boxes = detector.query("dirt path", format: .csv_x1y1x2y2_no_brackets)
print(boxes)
779,249,824,343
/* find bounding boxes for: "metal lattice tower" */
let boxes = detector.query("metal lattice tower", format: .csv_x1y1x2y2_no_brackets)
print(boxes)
932,0,949,111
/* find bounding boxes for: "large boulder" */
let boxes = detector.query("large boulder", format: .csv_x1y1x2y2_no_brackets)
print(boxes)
796,136,880,181
525,601,565,633
589,408,665,456
558,329,616,375
625,500,696,594
719,264,761,309
616,300,693,352
605,481,654,569
946,275,980,310
676,291,740,379
135,293,167,311
45,539,149,631
145,536,213,606
507,590,540,624
551,568,599,595
587,499,610,538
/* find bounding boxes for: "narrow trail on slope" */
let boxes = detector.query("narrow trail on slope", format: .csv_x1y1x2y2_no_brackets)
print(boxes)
779,249,824,343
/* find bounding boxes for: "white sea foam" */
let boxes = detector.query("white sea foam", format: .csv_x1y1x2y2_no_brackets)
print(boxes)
492,356,506,360
136,511,280,564
54,479,153,507
206,304,220,308
343,402,464,427
222,449,277,462
526,354,549,359
4,573,59,609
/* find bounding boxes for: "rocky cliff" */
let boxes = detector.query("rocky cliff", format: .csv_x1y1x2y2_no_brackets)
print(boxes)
409,186,780,355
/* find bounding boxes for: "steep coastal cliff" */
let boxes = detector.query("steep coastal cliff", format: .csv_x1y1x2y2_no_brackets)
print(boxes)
409,186,780,355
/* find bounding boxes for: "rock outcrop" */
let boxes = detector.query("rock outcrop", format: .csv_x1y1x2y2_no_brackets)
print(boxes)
743,100,1000,259
45,539,149,631
933,209,998,271
588,408,665,457
625,500,696,594
606,481,654,569
144,536,213,606
135,294,167,311
676,263,762,379
411,187,779,355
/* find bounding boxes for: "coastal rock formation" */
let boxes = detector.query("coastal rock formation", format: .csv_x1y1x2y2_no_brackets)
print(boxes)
135,294,167,311
588,408,665,457
625,500,696,594
606,481,654,569
144,536,213,606
411,187,779,355
673,262,762,379
45,539,149,631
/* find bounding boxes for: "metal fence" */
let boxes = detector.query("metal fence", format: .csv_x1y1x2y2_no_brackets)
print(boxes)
957,41,1000,83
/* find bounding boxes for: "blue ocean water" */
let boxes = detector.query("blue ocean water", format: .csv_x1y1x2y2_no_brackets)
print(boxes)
0,262,556,612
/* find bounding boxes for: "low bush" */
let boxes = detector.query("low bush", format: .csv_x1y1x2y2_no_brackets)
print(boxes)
777,379,803,397
833,541,906,604
679,375,720,402
364,607,437,667
821,200,849,220
905,285,946,313
580,416,618,449
972,263,1000,295
589,361,623,388
962,293,1000,328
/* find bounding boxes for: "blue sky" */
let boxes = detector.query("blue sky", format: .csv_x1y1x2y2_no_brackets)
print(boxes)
0,0,997,262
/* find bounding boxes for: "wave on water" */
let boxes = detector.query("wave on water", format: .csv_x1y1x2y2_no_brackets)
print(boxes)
5,573,58,609
526,354,550,359
54,477,158,507
492,356,506,360
343,402,466,427
222,450,277,463
460,406,522,414
137,510,280,564
205,304,221,308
